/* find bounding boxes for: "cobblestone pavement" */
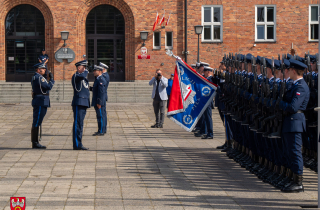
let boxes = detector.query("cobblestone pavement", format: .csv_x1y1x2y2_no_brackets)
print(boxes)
0,103,318,210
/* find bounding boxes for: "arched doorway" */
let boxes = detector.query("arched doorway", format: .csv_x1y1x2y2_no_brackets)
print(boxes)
5,4,45,82
86,5,125,81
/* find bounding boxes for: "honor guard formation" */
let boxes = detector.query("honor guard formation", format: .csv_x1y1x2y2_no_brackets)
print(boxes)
30,52,318,194
191,53,318,193
31,60,110,151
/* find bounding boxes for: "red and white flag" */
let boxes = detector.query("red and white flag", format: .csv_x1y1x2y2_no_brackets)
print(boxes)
159,12,165,26
166,13,171,26
153,12,160,31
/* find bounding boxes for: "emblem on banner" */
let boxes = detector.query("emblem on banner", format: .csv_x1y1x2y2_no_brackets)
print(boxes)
10,197,26,210
181,82,196,109
202,86,211,97
183,115,193,125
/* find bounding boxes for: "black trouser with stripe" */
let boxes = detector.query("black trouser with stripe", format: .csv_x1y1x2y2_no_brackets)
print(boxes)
73,105,87,149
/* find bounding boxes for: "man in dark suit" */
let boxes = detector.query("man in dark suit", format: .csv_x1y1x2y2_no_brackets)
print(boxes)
31,63,55,149
279,59,310,193
71,60,90,150
91,65,106,136
99,62,110,134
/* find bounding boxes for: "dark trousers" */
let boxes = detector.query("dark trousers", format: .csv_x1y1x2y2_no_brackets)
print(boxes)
32,106,47,128
200,105,213,137
283,132,303,175
94,106,106,134
104,105,107,134
153,100,166,125
72,105,87,149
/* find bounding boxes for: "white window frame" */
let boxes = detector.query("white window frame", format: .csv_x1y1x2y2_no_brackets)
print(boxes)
153,31,161,50
309,4,319,42
201,5,223,42
165,31,173,50
255,5,276,42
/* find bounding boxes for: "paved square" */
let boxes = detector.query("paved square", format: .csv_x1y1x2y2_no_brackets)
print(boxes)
0,103,317,210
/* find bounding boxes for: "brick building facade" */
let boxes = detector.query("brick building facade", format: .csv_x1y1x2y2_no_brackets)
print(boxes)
0,0,319,82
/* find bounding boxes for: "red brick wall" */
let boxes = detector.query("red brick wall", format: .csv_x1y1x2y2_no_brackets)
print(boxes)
0,0,318,81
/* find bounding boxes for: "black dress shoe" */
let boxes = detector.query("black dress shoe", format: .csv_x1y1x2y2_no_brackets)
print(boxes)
93,132,104,136
32,142,46,149
158,124,163,128
192,129,199,133
216,142,227,149
194,133,204,137
74,146,89,150
281,174,304,193
221,146,232,152
202,136,213,139
151,124,159,128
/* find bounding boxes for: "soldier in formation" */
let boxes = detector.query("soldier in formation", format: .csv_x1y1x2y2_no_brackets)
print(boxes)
205,53,317,193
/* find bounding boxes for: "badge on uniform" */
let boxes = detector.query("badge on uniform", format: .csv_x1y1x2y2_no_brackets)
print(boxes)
296,92,300,96
41,78,45,82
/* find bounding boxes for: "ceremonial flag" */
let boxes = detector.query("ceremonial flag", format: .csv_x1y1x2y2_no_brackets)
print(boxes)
153,12,159,31
167,57,217,132
166,13,171,26
159,12,165,26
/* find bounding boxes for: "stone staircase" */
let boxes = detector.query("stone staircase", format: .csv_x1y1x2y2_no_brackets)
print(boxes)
0,81,153,104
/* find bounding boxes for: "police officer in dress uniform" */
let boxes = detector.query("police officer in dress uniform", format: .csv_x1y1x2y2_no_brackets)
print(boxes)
31,63,55,149
99,62,110,134
90,65,107,136
197,66,214,139
71,60,90,150
38,49,49,79
279,59,310,193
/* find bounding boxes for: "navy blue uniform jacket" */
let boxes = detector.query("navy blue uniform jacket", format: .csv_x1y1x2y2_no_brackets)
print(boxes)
280,78,310,133
102,72,110,101
31,72,55,107
71,70,90,108
91,75,106,107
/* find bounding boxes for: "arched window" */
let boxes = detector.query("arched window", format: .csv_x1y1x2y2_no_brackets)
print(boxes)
86,5,125,81
6,5,45,82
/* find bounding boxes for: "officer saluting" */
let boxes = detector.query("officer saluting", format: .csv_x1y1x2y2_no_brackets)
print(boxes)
90,65,107,136
99,62,110,134
31,63,55,149
38,49,49,79
71,60,90,150
279,59,310,193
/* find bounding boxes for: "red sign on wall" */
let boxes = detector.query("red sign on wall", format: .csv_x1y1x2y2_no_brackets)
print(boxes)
138,55,150,59
138,47,150,59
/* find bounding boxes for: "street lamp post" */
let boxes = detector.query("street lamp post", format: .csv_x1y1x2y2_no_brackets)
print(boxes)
60,31,69,101
194,25,203,63
140,31,149,47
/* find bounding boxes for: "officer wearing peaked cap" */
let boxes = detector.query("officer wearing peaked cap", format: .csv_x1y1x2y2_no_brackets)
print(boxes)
90,65,107,136
99,62,110,135
71,60,90,150
198,66,214,139
31,63,55,149
193,62,210,133
279,59,310,193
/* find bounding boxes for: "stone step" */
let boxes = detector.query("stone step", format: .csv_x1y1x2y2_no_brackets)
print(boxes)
0,81,155,103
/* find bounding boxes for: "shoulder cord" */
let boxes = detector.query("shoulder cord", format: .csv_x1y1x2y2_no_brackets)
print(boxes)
39,77,48,94
74,73,83,92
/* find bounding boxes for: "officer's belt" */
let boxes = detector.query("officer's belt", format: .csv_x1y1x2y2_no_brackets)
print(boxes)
296,110,303,114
